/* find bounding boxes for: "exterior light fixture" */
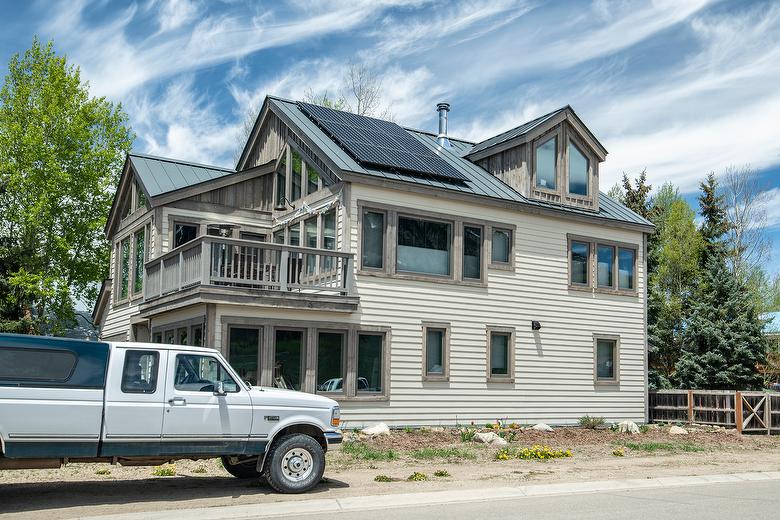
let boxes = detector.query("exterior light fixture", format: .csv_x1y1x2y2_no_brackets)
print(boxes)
531,321,542,331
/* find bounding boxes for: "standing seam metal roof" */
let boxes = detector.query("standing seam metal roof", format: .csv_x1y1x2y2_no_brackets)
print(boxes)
129,153,236,198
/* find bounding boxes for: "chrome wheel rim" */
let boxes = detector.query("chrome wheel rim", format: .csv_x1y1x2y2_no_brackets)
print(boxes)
281,447,313,482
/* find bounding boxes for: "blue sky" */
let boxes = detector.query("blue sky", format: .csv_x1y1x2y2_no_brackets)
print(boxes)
1,0,779,275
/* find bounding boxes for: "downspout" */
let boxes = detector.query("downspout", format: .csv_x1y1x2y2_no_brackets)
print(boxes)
644,232,649,424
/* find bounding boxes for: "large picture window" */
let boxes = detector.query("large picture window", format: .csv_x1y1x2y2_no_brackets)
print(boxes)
535,136,557,190
568,141,589,196
397,216,452,276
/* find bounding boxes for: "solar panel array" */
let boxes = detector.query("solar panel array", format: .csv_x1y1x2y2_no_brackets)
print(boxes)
298,102,467,182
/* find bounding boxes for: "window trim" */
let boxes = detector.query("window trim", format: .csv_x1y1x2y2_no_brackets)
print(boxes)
488,225,514,271
593,334,620,385
358,207,387,272
617,246,637,291
120,349,159,394
422,322,450,382
486,326,515,383
567,234,639,296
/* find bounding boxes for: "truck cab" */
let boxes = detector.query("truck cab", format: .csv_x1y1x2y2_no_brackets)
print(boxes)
0,334,342,493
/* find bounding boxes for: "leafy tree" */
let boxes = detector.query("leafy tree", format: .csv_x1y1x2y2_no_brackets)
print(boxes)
675,255,767,389
0,38,134,334
697,172,729,266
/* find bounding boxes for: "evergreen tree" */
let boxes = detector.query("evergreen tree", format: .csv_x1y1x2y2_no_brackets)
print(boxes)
621,170,653,220
675,255,767,389
697,172,729,266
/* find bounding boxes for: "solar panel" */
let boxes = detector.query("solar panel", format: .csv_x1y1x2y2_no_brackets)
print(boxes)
298,102,468,182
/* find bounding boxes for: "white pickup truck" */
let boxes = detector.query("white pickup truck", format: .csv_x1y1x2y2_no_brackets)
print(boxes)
0,333,342,493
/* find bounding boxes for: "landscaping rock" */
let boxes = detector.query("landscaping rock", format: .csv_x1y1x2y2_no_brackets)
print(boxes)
491,437,508,446
617,421,640,434
532,423,554,432
473,432,507,445
669,425,689,435
362,423,391,436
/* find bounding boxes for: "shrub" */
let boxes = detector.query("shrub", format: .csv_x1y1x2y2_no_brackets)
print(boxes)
433,470,450,477
374,474,394,482
342,441,398,461
192,466,207,474
612,447,625,457
498,430,517,442
578,415,606,429
411,447,476,460
407,471,428,481
152,464,176,477
95,468,111,475
460,428,477,442
639,424,651,433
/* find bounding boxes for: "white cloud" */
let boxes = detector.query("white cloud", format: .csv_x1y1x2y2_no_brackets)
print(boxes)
765,188,780,230
152,0,199,33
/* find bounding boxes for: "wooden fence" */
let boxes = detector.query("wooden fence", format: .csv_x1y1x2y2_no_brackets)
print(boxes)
649,390,780,434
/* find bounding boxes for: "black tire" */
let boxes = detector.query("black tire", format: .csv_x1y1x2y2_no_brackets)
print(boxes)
221,456,263,479
264,434,325,494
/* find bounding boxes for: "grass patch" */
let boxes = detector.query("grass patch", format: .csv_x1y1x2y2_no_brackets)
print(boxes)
411,447,476,460
95,468,111,475
433,469,450,477
374,474,395,482
460,428,477,442
152,464,176,477
192,465,208,474
620,441,706,453
342,441,399,461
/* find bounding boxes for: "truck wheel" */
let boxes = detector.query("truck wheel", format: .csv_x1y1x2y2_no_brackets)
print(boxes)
221,456,264,480
264,434,325,494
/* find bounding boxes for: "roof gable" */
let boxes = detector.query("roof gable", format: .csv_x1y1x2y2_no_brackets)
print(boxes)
129,153,235,198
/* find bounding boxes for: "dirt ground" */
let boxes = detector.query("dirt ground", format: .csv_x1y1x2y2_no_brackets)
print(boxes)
1,425,780,519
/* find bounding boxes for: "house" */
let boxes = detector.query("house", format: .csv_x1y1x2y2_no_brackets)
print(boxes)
93,97,653,427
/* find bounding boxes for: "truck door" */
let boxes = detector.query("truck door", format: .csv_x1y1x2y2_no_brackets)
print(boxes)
102,347,167,456
161,350,253,456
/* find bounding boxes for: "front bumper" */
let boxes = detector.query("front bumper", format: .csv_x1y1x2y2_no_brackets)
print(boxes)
324,431,343,450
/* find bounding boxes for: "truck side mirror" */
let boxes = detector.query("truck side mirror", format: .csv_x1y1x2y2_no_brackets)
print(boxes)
213,381,227,397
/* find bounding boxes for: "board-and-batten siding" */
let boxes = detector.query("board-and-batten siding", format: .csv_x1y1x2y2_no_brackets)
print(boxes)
189,174,273,211
247,112,288,168
341,183,646,427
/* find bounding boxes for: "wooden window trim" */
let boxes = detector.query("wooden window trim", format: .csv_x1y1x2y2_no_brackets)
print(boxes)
114,219,151,305
567,234,639,296
531,128,561,194
593,333,620,385
487,225,514,271
422,322,450,382
486,326,515,383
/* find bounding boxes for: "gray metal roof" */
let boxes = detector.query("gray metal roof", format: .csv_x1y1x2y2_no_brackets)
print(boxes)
129,153,235,198
269,97,652,228
467,106,568,156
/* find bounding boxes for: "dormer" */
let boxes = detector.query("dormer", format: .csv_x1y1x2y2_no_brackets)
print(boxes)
465,106,607,212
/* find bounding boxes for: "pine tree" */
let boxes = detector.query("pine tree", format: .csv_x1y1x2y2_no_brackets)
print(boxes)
698,172,729,267
621,170,653,220
675,256,767,390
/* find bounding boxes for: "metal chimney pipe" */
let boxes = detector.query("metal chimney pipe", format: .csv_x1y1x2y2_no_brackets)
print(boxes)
436,102,451,148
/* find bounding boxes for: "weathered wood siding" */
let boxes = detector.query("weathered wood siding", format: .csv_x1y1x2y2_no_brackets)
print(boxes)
341,182,646,426
246,112,288,169
189,174,273,211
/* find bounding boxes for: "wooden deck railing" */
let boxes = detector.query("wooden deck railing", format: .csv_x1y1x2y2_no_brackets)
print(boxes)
649,389,780,434
144,237,355,300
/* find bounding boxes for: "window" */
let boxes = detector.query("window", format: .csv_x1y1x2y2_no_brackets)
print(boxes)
307,162,321,195
273,229,285,244
274,329,304,391
133,228,145,294
153,332,163,344
487,328,514,382
594,337,618,383
239,231,267,242
136,183,147,209
121,350,159,394
192,325,203,347
316,331,345,393
288,224,301,246
597,245,615,288
0,348,76,382
291,149,302,201
177,327,188,346
174,354,238,392
423,324,449,380
397,216,451,276
357,333,384,393
174,223,197,248
618,247,635,290
361,210,385,269
119,238,130,299
491,228,512,265
275,150,287,207
322,210,336,271
463,225,482,280
304,217,318,274
229,328,260,385
535,136,557,190
568,141,589,196
570,240,589,285
164,330,175,344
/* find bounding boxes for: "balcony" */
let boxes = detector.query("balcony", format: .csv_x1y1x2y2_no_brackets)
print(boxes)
140,237,358,314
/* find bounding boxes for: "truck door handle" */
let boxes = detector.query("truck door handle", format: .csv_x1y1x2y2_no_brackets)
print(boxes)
168,397,186,406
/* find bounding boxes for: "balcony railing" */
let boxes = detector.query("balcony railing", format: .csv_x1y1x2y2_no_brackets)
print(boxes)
143,237,355,301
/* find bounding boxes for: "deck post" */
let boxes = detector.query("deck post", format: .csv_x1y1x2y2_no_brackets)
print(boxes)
178,251,184,291
201,238,211,286
735,390,743,434
158,259,164,297
279,249,289,292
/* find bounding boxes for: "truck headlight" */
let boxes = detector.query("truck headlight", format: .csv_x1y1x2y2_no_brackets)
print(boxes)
331,406,341,427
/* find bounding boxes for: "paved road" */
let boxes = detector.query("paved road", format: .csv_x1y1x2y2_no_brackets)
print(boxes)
291,480,780,520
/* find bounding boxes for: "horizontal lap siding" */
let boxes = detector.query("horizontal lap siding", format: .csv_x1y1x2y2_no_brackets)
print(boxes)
343,183,646,427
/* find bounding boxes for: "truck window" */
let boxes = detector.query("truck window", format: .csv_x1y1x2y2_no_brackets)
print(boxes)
0,347,76,382
121,350,159,393
173,354,239,393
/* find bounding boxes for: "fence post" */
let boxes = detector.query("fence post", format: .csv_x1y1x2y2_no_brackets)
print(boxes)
735,391,743,434
765,392,771,436
687,390,694,424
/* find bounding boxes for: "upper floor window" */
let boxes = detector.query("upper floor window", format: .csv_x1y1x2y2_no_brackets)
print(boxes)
397,215,452,276
361,210,385,270
535,136,557,190
133,228,146,295
568,141,589,196
275,151,287,208
597,245,615,288
307,163,321,195
618,247,635,290
463,225,483,280
291,149,303,201
491,227,512,265
570,240,589,286
174,222,197,248
119,238,131,299
569,235,638,294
